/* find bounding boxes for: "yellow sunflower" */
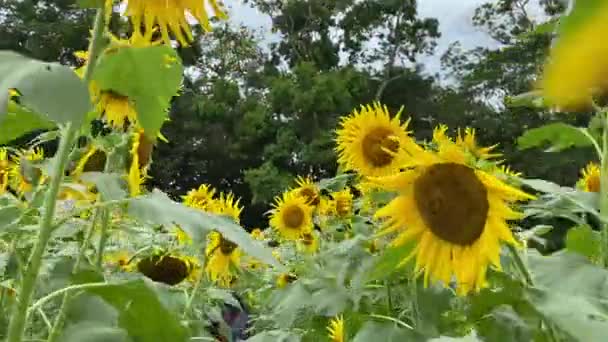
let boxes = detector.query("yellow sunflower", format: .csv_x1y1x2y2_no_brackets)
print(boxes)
104,250,135,272
123,0,228,46
0,148,12,194
578,162,600,193
9,148,45,196
297,231,319,254
455,127,501,160
209,192,243,223
276,273,297,288
269,191,314,241
327,315,345,342
373,127,534,295
333,189,353,218
335,102,415,177
183,184,217,210
290,176,321,207
205,232,241,287
250,228,264,240
128,129,154,197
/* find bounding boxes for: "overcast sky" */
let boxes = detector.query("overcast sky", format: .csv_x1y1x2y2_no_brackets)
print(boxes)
224,0,499,73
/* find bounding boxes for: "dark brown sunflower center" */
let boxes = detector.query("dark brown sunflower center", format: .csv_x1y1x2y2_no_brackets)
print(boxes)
301,233,314,245
283,205,305,229
83,150,107,173
219,237,237,255
413,163,489,246
299,188,320,206
137,255,190,286
362,127,400,167
137,134,155,167
587,175,601,193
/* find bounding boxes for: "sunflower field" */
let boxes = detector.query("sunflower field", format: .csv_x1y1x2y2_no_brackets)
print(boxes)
1,1,608,342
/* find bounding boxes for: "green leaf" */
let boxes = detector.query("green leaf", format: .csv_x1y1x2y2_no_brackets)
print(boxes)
0,205,22,229
0,51,90,126
93,46,183,139
128,190,283,269
246,330,301,342
367,243,415,281
566,225,601,261
61,322,131,342
0,102,55,144
505,91,546,108
270,282,313,328
477,305,533,342
517,19,559,40
77,0,106,8
80,172,128,201
428,333,481,341
353,321,424,342
85,279,188,342
517,123,593,151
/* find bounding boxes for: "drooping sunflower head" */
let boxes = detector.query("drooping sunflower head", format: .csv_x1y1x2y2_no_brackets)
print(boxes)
327,315,345,342
373,133,534,295
290,176,320,207
137,253,195,286
72,145,107,178
456,127,501,161
0,148,12,194
332,189,354,218
183,184,217,210
9,147,45,196
128,129,155,197
335,102,415,177
269,191,314,241
297,231,319,254
205,231,241,287
578,162,600,193
209,192,243,223
123,0,228,46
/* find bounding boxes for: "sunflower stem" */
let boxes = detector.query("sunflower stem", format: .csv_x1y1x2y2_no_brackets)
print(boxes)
600,110,608,267
6,5,107,341
95,208,111,269
507,244,533,286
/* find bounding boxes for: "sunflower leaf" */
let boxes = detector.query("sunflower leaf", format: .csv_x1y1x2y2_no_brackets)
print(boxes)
0,102,55,144
565,225,601,262
353,321,425,342
517,123,593,151
60,322,131,342
92,46,183,139
0,51,90,126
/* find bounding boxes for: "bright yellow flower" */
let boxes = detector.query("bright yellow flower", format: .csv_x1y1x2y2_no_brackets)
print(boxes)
290,176,320,207
269,191,314,241
0,148,12,194
455,127,500,160
9,148,45,196
333,189,353,218
104,250,135,272
128,129,154,197
123,0,228,46
336,102,416,177
373,126,534,295
297,231,319,254
251,228,264,240
209,192,243,223
276,273,297,288
578,162,600,193
327,315,345,342
183,184,216,210
205,232,241,287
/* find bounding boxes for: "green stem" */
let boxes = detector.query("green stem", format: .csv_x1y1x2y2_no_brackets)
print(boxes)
507,244,533,286
46,209,100,342
95,208,110,269
183,275,204,318
369,314,414,330
600,111,608,267
27,282,111,317
6,6,107,342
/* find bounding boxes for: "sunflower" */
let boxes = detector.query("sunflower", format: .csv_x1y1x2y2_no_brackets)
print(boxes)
269,191,314,241
578,162,600,193
128,129,155,197
183,184,217,210
72,145,107,178
373,127,534,295
205,232,241,287
9,148,45,196
327,315,345,342
290,176,320,206
209,192,243,223
333,189,353,218
297,231,320,254
104,250,135,272
456,127,501,160
123,0,228,46
250,228,264,240
0,148,11,194
137,253,195,286
335,102,415,177
276,273,297,288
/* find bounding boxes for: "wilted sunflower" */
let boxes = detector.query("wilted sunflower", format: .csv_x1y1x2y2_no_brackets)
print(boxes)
327,315,345,342
183,184,217,210
335,102,415,177
269,191,314,241
290,176,321,207
373,126,533,295
9,148,45,196
0,148,11,194
137,253,196,286
128,129,155,197
578,162,600,193
456,127,500,160
72,145,107,178
123,0,227,46
297,231,319,254
333,189,353,218
205,232,241,287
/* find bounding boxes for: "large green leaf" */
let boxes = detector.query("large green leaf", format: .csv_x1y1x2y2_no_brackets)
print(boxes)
61,322,131,342
80,172,128,201
367,243,415,281
0,51,90,125
92,46,183,139
0,101,55,144
517,123,593,151
246,330,301,342
85,279,188,342
565,225,601,261
0,205,22,230
353,321,424,342
128,190,282,269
